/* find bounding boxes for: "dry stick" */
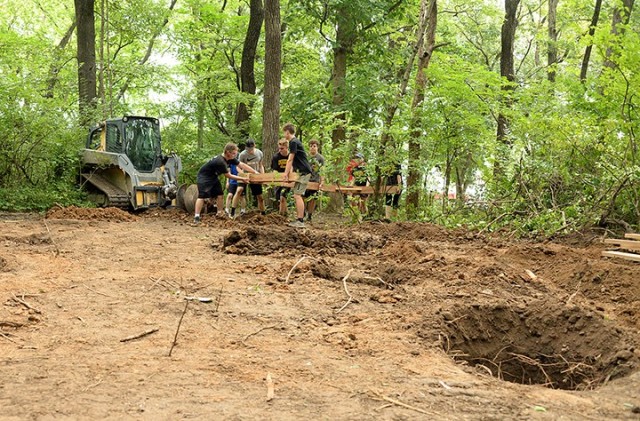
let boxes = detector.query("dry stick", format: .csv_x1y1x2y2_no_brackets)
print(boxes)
168,300,189,357
147,276,164,292
285,256,314,283
337,269,355,313
370,390,434,416
12,294,42,314
214,285,224,314
82,378,104,392
363,275,391,289
120,328,159,343
43,220,60,257
565,280,582,305
243,325,278,344
0,332,19,344
81,284,115,298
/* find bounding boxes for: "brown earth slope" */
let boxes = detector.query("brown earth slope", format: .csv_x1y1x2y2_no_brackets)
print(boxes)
1,207,639,420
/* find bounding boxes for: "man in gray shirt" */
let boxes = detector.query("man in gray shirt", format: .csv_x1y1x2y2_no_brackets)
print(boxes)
231,138,265,216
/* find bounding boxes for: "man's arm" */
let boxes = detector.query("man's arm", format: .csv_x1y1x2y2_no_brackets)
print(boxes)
225,172,249,182
238,162,259,174
283,153,294,181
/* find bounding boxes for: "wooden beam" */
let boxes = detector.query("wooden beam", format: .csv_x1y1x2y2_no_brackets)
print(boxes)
246,175,402,194
248,173,299,183
624,233,640,240
602,250,640,263
603,239,640,251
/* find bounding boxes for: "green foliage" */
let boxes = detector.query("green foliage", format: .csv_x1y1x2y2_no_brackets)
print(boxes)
0,0,639,234
0,183,89,212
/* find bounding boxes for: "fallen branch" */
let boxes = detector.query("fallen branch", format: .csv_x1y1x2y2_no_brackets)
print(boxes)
0,331,19,344
337,269,355,313
168,300,189,357
285,256,314,283
370,390,435,415
120,327,159,343
147,276,164,292
0,321,25,328
12,294,42,314
243,324,278,344
81,284,116,298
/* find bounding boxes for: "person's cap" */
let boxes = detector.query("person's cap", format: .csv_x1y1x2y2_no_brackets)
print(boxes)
354,152,364,159
246,138,256,147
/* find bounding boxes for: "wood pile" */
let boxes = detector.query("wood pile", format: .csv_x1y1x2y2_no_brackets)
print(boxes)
602,233,640,262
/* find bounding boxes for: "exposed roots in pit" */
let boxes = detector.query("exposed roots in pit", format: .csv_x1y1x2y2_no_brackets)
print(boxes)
439,300,638,390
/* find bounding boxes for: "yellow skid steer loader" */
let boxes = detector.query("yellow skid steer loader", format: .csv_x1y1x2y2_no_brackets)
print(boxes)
80,116,181,210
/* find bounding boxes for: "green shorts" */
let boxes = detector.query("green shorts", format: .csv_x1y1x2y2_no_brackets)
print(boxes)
292,173,311,196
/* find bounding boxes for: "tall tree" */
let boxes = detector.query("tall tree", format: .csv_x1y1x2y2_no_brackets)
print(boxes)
604,0,635,69
547,0,558,82
75,0,97,126
495,0,520,177
580,0,603,82
330,7,357,148
407,0,437,216
236,0,264,139
262,0,282,161
45,22,76,99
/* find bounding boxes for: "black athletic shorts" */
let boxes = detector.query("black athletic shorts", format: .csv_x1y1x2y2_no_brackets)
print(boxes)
227,183,245,195
304,189,319,199
238,183,263,196
385,193,401,208
275,186,290,201
197,179,223,199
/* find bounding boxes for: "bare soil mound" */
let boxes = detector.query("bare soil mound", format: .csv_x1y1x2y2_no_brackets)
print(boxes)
45,205,138,222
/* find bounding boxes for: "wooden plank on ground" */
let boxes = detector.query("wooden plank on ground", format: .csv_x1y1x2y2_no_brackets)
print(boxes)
603,239,640,251
624,233,640,240
602,250,640,263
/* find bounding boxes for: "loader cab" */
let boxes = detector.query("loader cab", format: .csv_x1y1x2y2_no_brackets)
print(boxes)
86,116,162,172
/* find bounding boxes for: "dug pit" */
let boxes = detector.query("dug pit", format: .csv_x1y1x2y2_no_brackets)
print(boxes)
441,299,638,390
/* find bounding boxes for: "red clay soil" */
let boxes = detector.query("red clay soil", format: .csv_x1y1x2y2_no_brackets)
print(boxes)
1,207,639,419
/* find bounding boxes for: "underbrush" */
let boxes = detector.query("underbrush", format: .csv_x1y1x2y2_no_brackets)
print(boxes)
0,183,90,212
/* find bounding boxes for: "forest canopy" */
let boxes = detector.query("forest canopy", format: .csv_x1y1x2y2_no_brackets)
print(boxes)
0,0,638,235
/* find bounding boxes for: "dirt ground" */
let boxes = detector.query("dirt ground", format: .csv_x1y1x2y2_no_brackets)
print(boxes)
1,206,639,420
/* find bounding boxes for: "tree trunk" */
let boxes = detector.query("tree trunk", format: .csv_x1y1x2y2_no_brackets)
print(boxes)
407,0,437,217
325,12,356,214
236,0,264,138
547,0,558,82
580,0,603,83
330,6,358,150
45,22,76,99
604,0,635,69
75,0,97,126
261,0,281,162
494,0,520,178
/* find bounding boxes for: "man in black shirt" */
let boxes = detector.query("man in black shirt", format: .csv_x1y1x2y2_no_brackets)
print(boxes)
282,123,312,228
271,138,291,216
194,143,254,223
